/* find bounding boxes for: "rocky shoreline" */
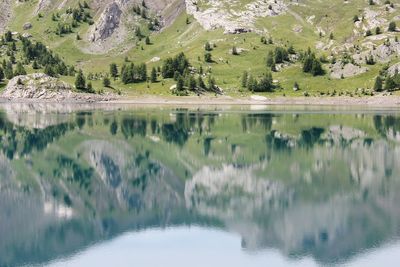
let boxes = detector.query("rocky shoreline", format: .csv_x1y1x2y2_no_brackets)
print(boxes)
106,95,400,108
2,74,400,107
1,73,118,103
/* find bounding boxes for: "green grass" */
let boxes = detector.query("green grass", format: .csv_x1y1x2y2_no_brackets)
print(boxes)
2,0,400,96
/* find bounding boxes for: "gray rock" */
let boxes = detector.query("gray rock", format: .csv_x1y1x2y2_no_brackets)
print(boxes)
23,22,32,30
90,2,122,42
1,73,117,102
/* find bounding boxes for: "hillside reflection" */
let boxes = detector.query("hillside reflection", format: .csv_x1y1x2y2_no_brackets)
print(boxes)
1,106,400,266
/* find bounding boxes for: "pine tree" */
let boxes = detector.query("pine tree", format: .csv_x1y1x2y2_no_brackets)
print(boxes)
373,76,383,91
150,67,157,83
87,82,93,92
232,46,238,55
121,64,130,84
274,47,288,64
303,55,314,73
271,61,277,72
384,76,397,91
187,75,196,90
135,27,142,39
68,66,76,76
204,53,212,63
388,21,397,32
241,71,248,88
311,59,324,76
145,36,151,45
14,62,26,76
207,76,216,91
44,65,56,77
32,60,39,70
176,75,184,91
109,63,118,79
4,61,13,79
197,76,206,89
288,45,295,54
266,51,274,67
103,76,111,87
204,42,212,51
10,53,16,64
247,75,257,92
4,31,12,42
256,72,274,92
75,69,86,90
137,63,147,81
0,67,4,82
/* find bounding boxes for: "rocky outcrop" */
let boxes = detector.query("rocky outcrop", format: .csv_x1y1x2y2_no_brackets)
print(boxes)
2,73,73,100
354,40,400,64
1,74,117,102
330,62,368,79
186,0,287,33
388,62,400,76
86,0,184,53
37,0,50,12
89,2,123,43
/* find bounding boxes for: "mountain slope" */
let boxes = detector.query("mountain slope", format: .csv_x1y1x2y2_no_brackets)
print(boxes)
0,0,400,97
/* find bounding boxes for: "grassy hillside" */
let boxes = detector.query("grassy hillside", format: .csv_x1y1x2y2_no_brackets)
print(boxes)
1,0,400,97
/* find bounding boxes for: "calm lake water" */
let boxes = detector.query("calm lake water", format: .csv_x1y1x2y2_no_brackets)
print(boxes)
2,104,400,267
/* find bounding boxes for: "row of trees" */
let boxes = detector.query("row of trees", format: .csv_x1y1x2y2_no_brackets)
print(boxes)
20,36,75,77
106,52,219,94
241,71,275,92
52,2,93,36
374,68,400,92
161,53,190,78
0,32,75,81
266,46,294,71
365,22,397,37
302,50,325,76
75,70,94,93
120,63,147,84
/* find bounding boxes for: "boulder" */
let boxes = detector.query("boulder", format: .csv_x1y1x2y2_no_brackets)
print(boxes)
2,73,73,100
1,73,117,102
23,22,32,30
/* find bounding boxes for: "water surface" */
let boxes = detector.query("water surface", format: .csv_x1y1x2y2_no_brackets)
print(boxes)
1,105,400,267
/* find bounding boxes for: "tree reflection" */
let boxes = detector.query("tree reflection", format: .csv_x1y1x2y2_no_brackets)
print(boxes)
1,109,400,267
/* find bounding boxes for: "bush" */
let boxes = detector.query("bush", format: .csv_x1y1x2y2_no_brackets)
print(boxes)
204,52,212,63
103,77,111,87
388,21,397,32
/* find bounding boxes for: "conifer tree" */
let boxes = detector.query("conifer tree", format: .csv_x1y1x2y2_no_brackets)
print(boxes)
75,69,86,90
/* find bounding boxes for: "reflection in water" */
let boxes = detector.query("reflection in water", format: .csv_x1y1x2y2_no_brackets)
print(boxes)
1,106,400,266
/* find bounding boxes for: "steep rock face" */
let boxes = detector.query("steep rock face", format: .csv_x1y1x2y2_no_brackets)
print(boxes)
89,1,123,42
86,0,184,53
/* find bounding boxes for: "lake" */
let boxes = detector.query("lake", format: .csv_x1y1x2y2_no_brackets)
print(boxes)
1,104,400,267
